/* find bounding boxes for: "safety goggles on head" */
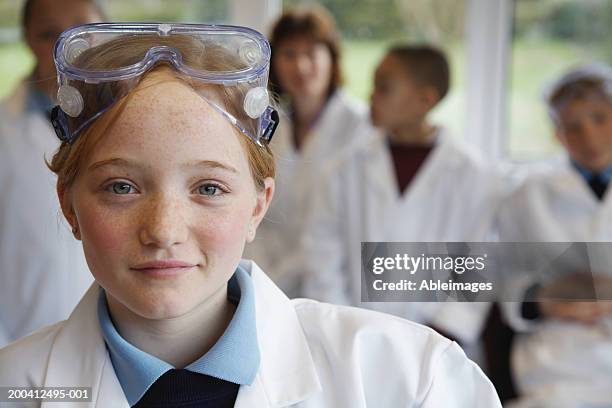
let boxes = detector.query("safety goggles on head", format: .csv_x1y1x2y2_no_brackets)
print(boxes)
50,23,280,146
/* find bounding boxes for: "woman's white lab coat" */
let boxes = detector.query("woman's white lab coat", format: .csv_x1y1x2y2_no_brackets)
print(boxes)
496,157,612,408
0,81,91,347
0,260,501,408
243,90,369,297
299,129,509,342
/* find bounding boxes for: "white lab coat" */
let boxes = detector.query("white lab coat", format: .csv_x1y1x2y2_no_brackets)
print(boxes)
0,81,92,347
243,90,369,298
300,129,509,343
496,156,612,408
0,260,501,408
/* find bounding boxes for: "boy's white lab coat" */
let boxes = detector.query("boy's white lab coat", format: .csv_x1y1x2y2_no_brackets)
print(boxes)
243,90,369,297
300,129,509,342
496,157,612,408
0,260,501,408
0,81,91,347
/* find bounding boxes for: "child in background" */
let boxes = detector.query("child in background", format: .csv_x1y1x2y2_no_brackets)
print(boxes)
300,45,509,348
243,5,370,298
498,64,612,408
0,0,103,347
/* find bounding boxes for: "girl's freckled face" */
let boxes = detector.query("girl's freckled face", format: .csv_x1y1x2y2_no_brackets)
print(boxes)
69,71,259,319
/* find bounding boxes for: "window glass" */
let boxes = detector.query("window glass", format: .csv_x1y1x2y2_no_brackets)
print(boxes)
509,0,612,159
0,0,228,98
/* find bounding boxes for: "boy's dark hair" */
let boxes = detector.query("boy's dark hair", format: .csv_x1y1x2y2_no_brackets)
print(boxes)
387,45,450,103
22,0,106,31
545,64,612,124
269,5,343,98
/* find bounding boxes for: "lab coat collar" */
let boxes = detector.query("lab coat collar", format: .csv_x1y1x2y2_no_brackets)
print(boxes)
234,260,322,407
40,260,321,407
367,127,457,201
42,283,129,407
546,153,612,207
299,90,354,157
277,90,358,159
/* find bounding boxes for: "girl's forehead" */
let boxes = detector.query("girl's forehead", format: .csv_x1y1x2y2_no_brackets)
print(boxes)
120,71,228,131
87,71,247,170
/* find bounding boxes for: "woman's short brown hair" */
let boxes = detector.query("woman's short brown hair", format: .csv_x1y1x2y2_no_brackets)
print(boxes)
269,5,343,98
49,34,275,192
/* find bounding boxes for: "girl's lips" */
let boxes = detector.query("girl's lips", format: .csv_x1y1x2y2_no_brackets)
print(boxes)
130,260,197,279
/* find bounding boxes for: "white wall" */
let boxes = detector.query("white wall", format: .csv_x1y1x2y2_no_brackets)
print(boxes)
228,0,283,36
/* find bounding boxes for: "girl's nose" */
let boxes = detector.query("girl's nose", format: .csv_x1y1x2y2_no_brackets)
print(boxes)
138,195,189,249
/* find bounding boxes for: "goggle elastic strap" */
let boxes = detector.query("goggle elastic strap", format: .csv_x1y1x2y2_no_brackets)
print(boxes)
50,100,279,146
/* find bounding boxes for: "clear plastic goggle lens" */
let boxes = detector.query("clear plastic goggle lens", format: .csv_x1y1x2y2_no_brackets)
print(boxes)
51,23,279,146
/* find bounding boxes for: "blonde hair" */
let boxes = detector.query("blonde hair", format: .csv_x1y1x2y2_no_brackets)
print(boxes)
49,34,275,191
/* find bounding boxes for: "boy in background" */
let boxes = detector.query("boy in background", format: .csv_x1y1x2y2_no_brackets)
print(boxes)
300,45,509,349
497,64,612,407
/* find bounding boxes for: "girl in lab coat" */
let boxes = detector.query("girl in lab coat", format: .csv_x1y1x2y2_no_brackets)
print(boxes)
300,45,509,342
0,23,501,407
497,64,612,408
243,5,370,297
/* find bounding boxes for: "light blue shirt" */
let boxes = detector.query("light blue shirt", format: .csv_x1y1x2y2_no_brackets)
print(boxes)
572,161,612,184
97,266,260,406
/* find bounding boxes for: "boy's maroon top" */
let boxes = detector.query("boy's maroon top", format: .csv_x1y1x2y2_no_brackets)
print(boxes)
388,142,434,194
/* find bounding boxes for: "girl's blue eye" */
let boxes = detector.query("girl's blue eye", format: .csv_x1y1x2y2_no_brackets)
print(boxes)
110,182,134,195
197,184,221,196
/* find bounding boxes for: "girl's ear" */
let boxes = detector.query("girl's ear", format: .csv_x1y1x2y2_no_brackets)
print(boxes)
247,177,275,243
57,182,81,240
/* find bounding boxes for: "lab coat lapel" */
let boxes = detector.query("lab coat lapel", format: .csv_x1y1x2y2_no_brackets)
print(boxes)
42,284,129,408
362,132,400,241
367,130,455,241
397,129,457,204
548,160,610,238
391,132,456,239
42,264,321,408
235,261,322,407
554,161,599,209
300,92,344,159
564,162,612,239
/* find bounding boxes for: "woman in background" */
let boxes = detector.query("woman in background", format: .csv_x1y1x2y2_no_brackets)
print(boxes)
243,5,371,297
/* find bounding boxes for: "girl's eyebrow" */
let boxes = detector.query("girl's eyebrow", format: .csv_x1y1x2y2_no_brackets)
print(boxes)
183,160,239,174
87,158,240,174
87,158,138,172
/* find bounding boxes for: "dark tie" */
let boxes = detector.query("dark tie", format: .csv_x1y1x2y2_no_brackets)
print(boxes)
588,174,608,201
133,369,238,408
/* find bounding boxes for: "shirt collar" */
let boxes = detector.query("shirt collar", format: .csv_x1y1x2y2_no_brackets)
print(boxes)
97,266,260,406
385,126,441,148
572,160,612,184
